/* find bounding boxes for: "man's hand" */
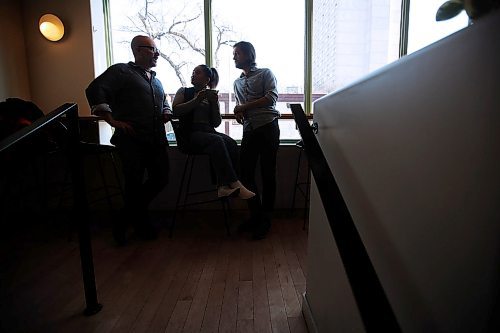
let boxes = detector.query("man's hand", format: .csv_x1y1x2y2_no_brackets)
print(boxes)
163,113,172,123
234,104,245,124
109,119,135,135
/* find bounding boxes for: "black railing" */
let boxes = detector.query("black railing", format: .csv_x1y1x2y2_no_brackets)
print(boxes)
290,104,401,332
0,103,102,316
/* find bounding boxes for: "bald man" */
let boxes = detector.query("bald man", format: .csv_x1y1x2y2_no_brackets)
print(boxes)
86,35,172,245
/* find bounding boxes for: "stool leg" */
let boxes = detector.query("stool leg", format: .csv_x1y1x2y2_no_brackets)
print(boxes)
96,153,113,209
171,153,234,237
291,148,302,215
170,154,190,238
183,155,196,207
220,197,231,236
303,164,311,230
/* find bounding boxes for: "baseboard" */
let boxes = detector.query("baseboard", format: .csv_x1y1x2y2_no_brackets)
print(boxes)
302,292,319,333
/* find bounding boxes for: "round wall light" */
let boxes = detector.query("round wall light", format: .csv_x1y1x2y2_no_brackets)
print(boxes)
39,14,65,42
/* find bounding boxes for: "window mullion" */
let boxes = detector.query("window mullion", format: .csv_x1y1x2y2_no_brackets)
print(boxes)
103,0,113,67
304,0,313,115
399,0,410,58
205,0,213,66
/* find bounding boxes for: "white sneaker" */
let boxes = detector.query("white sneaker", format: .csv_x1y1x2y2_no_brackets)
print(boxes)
229,181,256,200
238,186,256,200
218,186,240,198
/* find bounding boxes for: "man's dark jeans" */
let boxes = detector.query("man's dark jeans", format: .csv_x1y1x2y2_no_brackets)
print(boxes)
115,136,169,236
240,119,280,224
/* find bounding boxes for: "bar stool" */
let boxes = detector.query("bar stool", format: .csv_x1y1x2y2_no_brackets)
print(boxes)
290,140,311,229
169,152,231,238
57,142,123,210
80,142,123,209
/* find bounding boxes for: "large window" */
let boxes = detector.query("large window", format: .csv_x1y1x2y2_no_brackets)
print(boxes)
312,0,402,98
407,0,468,54
103,0,471,141
109,0,205,96
109,0,209,141
211,0,305,140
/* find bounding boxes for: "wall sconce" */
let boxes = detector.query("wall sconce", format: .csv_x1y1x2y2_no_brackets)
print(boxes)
39,14,65,42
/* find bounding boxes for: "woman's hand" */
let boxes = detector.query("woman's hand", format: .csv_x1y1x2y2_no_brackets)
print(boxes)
206,90,219,103
195,89,208,101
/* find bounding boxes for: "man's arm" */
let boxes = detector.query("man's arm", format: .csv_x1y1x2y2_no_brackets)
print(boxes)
234,95,274,114
85,67,135,135
91,104,135,135
234,69,278,123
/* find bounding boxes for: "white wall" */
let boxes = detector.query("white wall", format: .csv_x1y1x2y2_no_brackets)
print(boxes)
0,0,96,114
0,0,31,101
21,0,95,114
305,11,500,333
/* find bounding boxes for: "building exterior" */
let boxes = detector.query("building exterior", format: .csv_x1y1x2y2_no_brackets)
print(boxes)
313,0,401,94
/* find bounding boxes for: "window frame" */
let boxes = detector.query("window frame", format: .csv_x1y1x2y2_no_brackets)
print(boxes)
102,0,414,117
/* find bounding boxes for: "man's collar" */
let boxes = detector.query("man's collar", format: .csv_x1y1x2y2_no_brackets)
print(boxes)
239,66,257,78
128,61,156,76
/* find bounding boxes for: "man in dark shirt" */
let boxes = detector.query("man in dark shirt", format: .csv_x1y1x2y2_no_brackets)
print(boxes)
86,35,172,245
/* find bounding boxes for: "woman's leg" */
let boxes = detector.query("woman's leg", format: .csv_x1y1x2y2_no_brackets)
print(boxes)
189,131,238,185
218,132,240,176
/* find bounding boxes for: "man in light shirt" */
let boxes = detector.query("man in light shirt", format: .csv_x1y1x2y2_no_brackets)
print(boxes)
233,41,280,240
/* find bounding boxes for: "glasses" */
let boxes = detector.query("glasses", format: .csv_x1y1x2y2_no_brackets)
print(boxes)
138,45,160,53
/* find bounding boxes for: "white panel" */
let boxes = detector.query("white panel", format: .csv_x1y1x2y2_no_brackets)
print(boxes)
306,11,500,333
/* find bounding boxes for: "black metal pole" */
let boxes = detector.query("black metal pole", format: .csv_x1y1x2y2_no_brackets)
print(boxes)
291,104,401,332
66,105,102,316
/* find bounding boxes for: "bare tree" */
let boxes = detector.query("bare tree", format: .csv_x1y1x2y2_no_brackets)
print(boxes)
119,0,236,86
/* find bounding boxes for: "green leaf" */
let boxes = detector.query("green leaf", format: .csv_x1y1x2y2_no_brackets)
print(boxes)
436,0,465,21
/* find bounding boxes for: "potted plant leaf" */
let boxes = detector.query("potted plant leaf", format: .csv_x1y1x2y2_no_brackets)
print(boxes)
436,0,500,22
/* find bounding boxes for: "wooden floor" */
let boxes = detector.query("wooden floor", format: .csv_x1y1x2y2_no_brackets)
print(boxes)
0,210,309,333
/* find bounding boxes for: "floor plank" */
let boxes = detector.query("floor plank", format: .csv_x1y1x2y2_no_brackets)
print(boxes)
218,238,240,333
200,280,225,333
165,299,192,333
237,318,254,333
272,236,302,318
147,238,202,332
263,237,290,333
131,239,190,332
237,280,253,320
1,212,309,333
253,237,273,333
183,240,219,333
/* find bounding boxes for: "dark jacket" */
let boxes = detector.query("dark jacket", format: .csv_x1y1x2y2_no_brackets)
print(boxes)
85,62,170,146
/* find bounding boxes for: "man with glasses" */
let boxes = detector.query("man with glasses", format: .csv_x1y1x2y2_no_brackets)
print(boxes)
233,41,280,240
86,35,171,245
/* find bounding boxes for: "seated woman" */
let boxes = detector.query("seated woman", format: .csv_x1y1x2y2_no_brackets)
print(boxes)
172,64,255,199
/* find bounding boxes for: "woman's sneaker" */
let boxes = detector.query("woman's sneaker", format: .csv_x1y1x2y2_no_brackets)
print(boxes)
229,181,256,200
218,186,240,198
238,187,256,200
